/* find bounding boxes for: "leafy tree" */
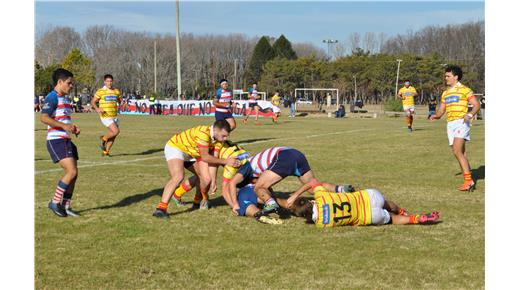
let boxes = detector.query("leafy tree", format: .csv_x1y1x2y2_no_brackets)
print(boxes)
61,48,95,92
35,61,59,95
272,35,297,60
245,36,275,84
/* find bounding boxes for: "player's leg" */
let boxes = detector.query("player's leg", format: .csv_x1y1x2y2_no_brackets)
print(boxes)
104,121,120,154
383,199,412,216
154,157,185,218
409,108,414,130
48,157,77,217
193,160,213,209
452,138,474,191
60,141,80,216
254,170,283,212
239,186,282,224
254,105,260,122
172,174,198,206
225,117,236,131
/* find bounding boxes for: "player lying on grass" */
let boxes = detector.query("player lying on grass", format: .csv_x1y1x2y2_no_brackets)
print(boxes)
286,181,439,227
230,146,355,215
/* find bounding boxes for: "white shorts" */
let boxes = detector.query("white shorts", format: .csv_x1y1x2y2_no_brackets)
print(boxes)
447,119,471,146
403,106,415,115
101,117,119,127
164,145,195,162
272,106,281,113
366,189,391,225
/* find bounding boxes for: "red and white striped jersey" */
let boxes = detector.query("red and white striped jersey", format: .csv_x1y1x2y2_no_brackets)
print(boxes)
41,90,73,140
247,146,289,177
215,88,233,113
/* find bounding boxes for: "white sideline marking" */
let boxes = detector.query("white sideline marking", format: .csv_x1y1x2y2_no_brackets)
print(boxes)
35,125,431,175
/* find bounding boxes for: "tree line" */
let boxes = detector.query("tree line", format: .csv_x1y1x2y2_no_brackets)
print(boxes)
35,21,484,104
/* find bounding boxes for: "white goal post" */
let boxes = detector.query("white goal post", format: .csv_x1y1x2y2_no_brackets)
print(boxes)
233,90,267,101
294,88,339,112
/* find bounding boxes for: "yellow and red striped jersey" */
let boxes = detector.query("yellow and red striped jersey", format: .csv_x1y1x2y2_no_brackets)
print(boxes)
441,82,475,122
166,125,219,158
94,86,121,118
313,185,372,228
398,86,417,107
214,142,250,182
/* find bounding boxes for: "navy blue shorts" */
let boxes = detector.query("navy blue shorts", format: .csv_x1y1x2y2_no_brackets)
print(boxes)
215,111,233,121
269,149,311,178
46,138,79,163
249,102,258,108
238,185,258,216
237,161,255,184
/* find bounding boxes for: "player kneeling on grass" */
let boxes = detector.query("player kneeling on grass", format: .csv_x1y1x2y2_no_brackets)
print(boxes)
230,146,355,215
287,181,439,227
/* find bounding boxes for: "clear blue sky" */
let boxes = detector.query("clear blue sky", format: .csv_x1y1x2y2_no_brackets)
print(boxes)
35,1,484,44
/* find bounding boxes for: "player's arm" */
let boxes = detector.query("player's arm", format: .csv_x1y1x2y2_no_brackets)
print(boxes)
227,173,244,214
199,146,239,167
464,95,481,122
90,93,104,114
396,89,403,100
430,102,446,120
286,183,313,209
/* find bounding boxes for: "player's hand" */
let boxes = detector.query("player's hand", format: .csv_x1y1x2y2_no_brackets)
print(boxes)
72,124,81,136
225,156,241,167
429,115,439,121
232,204,240,215
463,114,473,123
210,183,217,195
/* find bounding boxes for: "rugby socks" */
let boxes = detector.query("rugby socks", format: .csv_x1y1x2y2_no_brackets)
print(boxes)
62,191,73,209
52,181,69,204
157,202,168,211
266,198,277,207
409,115,414,128
335,185,344,193
463,173,473,183
408,215,420,224
174,182,192,199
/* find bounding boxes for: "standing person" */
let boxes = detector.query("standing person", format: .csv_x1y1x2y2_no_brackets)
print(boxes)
243,83,261,125
154,97,161,115
214,79,236,130
428,96,437,119
40,68,81,217
289,93,296,117
153,120,241,218
91,74,122,157
480,95,485,120
397,80,418,132
149,94,156,115
271,91,281,122
430,65,480,191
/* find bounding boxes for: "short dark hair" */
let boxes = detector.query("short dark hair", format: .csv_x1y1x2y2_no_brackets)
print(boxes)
445,65,463,81
52,68,73,85
213,119,231,132
219,79,228,85
291,197,314,224
404,79,410,83
104,74,114,80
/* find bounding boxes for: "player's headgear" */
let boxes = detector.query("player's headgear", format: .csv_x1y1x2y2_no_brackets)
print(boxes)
220,79,228,85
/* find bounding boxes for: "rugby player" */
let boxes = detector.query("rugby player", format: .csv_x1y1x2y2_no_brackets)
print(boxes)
243,83,261,125
397,80,417,132
214,79,236,131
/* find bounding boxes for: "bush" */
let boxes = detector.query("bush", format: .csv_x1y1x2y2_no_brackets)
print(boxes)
384,98,403,111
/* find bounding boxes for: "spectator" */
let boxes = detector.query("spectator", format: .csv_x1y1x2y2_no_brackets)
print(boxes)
335,105,346,118
34,95,41,112
155,97,161,115
428,96,437,119
289,93,296,117
148,94,156,115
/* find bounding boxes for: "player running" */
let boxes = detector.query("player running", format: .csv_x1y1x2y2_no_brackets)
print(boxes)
270,91,281,123
214,79,236,131
227,146,355,215
91,74,122,156
153,120,241,218
287,181,440,227
430,65,480,191
40,68,81,217
243,83,261,125
397,80,418,132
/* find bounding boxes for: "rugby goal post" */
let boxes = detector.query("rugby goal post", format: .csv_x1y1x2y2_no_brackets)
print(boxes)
294,88,339,112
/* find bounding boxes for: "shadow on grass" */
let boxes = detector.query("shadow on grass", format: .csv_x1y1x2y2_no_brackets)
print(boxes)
418,221,443,226
455,165,485,182
111,148,163,157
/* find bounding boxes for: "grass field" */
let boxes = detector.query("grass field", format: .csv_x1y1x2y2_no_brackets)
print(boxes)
35,111,485,289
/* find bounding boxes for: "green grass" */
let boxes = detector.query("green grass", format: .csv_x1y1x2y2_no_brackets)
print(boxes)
35,112,484,289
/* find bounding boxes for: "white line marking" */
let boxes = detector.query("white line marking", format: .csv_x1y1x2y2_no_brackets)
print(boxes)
35,125,432,175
